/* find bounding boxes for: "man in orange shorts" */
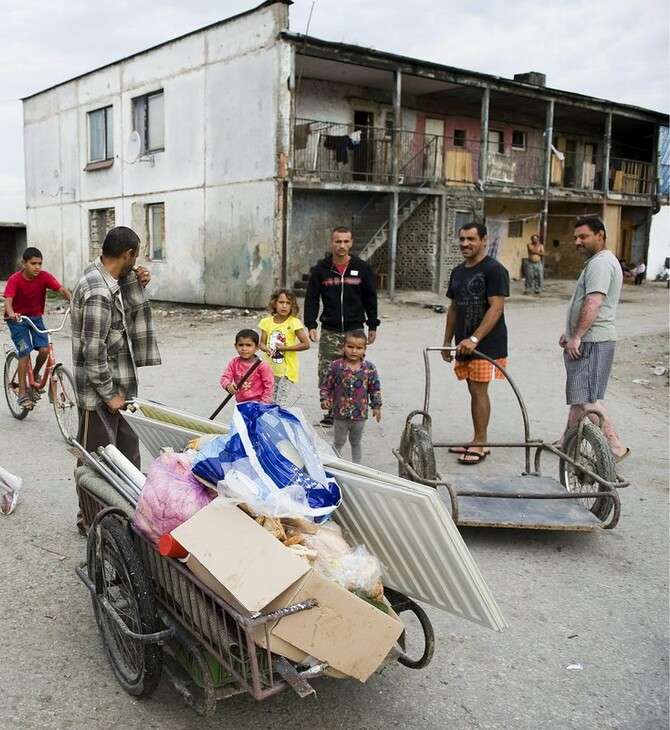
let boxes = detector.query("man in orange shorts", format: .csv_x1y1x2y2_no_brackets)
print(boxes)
441,222,509,464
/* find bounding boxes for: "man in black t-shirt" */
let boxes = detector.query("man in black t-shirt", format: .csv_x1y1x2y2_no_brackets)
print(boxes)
441,222,509,465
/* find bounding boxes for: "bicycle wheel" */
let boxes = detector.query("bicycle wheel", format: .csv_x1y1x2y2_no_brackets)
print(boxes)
559,422,616,522
4,351,29,420
51,365,80,441
87,516,163,697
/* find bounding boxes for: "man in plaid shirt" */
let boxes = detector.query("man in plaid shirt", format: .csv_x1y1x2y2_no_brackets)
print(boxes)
71,226,161,469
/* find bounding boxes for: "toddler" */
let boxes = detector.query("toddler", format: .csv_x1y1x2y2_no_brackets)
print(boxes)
220,329,274,404
319,329,382,464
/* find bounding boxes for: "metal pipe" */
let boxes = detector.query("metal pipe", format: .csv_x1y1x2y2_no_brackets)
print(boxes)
541,99,554,246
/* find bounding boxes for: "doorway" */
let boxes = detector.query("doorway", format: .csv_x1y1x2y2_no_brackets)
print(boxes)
353,110,374,181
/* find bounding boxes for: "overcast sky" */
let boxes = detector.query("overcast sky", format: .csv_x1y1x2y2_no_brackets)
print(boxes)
1,0,668,222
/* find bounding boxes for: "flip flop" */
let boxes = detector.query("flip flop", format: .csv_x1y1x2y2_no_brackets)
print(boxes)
448,446,469,454
17,395,34,411
614,448,631,463
457,450,488,465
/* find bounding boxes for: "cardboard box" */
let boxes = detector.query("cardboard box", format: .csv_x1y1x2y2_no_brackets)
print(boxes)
171,499,403,682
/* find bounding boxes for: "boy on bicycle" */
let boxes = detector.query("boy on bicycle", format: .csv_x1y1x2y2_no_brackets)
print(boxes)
3,247,71,410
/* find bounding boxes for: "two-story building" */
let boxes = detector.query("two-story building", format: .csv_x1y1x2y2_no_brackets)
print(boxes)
22,0,669,306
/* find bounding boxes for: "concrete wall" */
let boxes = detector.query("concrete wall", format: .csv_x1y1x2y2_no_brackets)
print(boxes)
22,3,290,307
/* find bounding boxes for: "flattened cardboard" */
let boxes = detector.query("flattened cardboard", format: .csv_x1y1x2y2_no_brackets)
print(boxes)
171,499,309,613
172,498,403,681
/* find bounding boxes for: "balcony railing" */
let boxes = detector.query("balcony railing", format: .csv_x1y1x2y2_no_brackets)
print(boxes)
292,118,655,195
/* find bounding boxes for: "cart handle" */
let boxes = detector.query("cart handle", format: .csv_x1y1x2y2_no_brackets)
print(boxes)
423,346,533,472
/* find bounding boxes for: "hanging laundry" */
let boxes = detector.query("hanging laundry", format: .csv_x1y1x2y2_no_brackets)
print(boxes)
349,130,362,145
324,135,355,163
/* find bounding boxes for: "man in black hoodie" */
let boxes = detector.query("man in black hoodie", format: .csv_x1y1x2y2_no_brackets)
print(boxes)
304,226,379,427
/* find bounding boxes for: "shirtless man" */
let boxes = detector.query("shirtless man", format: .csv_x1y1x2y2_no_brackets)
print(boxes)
524,234,545,295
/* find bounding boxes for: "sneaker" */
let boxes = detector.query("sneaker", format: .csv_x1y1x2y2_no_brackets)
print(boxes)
319,415,334,428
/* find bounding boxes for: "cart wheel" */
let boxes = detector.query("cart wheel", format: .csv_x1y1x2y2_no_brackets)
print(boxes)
4,351,29,421
398,423,437,483
384,588,435,669
87,515,163,697
559,422,617,522
51,365,80,442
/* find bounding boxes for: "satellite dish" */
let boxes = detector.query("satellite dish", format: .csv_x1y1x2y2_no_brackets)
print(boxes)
125,131,141,163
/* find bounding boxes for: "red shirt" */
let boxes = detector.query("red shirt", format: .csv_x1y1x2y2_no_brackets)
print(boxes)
3,270,63,318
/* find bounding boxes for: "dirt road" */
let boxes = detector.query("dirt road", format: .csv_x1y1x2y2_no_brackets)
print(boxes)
0,279,667,729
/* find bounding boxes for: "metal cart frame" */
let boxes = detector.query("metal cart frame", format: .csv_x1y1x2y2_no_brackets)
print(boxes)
394,347,628,531
73,439,434,716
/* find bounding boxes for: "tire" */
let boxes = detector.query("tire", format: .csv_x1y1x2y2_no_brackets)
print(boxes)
559,422,617,522
398,423,437,483
51,365,80,441
87,516,162,697
4,351,29,421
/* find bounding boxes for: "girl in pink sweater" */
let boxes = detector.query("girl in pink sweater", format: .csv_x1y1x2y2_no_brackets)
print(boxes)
220,329,274,404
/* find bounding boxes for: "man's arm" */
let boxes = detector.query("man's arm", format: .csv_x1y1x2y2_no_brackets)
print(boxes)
59,287,72,302
563,292,604,360
361,264,380,343
455,295,505,357
441,301,457,362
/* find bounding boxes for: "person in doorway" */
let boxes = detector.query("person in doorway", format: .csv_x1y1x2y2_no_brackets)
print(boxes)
441,222,509,465
319,329,382,464
556,217,629,461
524,234,545,295
304,226,379,427
3,247,71,410
71,226,161,471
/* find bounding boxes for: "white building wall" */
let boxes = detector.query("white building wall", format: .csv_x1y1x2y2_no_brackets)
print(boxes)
22,2,290,307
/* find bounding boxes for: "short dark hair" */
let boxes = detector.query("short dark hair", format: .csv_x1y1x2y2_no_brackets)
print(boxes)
22,247,42,261
102,226,140,258
459,222,487,239
235,329,259,345
331,226,352,237
344,329,367,344
574,217,606,239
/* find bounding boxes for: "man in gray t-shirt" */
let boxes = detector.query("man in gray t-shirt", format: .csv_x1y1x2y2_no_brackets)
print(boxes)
556,217,629,462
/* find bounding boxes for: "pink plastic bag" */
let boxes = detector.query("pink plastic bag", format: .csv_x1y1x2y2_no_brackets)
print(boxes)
133,451,214,543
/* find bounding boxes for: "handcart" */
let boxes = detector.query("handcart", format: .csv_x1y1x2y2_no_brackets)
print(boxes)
72,437,434,717
394,347,629,531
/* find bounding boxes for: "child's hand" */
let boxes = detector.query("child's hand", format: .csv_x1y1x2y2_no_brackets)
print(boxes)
320,399,332,411
372,408,381,422
226,384,238,395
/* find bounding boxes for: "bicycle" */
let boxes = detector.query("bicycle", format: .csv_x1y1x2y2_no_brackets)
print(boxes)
3,309,80,442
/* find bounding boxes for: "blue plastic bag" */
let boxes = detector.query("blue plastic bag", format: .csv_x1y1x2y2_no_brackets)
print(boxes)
192,403,341,521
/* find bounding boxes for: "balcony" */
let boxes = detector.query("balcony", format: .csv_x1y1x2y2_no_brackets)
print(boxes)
291,119,655,197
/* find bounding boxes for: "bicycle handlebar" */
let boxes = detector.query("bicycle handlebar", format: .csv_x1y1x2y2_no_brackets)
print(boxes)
18,308,71,335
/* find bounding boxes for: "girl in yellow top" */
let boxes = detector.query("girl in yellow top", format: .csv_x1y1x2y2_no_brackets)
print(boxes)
259,290,310,392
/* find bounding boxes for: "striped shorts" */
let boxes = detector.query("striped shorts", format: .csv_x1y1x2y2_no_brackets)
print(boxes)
564,341,615,405
454,357,507,382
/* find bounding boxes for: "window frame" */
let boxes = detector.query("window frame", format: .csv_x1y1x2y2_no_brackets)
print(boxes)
133,90,165,155
511,130,527,151
87,105,114,165
147,202,165,261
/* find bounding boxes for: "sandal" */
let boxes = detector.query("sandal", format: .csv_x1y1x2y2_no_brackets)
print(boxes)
17,395,34,411
457,450,488,465
1,490,18,516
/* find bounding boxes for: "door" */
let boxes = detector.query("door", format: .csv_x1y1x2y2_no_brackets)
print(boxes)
353,110,374,181
424,118,445,181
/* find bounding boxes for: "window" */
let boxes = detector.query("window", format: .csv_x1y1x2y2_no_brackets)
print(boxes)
453,211,471,239
87,106,114,163
453,129,467,147
508,220,523,237
89,208,115,260
147,203,165,261
511,130,526,150
133,91,164,154
488,130,504,154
